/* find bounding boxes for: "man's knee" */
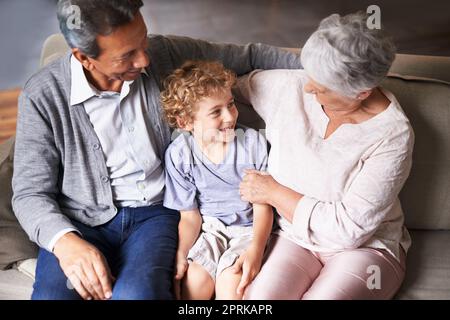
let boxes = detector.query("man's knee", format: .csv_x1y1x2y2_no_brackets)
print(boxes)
32,277,81,300
112,268,174,300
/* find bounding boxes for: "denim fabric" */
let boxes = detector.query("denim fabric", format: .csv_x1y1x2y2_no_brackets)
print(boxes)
32,204,179,300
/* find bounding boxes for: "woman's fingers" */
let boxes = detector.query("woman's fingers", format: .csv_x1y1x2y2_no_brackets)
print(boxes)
244,169,261,175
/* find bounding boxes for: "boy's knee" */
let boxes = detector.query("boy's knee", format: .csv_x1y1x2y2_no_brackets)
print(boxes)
186,263,214,285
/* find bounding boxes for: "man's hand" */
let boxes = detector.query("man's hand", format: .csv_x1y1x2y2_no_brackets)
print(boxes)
53,232,114,300
173,251,189,300
231,245,264,296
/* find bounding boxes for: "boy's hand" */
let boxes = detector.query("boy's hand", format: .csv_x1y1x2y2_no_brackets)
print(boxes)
231,245,264,296
173,251,189,299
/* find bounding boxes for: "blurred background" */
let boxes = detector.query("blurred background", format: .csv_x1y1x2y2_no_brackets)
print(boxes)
1,0,450,90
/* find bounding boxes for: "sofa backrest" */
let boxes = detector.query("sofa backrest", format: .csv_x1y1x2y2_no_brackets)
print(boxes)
383,75,450,230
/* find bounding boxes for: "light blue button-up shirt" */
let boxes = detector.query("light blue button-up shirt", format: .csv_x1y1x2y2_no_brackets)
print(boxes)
70,56,164,208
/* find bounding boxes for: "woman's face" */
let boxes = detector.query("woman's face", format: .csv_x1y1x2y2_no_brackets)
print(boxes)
304,77,358,112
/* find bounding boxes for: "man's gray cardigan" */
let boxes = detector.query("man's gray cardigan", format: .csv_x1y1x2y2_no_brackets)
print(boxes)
12,34,301,249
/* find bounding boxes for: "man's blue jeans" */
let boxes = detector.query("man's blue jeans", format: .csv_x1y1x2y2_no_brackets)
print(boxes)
32,204,180,300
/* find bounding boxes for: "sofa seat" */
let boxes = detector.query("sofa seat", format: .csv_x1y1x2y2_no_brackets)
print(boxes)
396,230,450,299
0,267,34,300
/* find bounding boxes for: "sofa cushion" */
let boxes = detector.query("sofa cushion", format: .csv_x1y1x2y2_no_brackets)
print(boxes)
0,268,33,300
396,230,450,299
0,137,38,270
381,76,450,230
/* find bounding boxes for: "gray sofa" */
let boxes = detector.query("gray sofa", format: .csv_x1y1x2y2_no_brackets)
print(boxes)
0,34,449,299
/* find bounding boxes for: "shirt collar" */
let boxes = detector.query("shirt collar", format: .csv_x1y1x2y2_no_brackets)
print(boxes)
70,55,149,106
70,55,99,106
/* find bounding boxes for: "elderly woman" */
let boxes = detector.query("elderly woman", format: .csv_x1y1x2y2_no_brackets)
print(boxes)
237,12,414,299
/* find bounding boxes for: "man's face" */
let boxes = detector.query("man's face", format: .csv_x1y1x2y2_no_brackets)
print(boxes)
89,12,149,82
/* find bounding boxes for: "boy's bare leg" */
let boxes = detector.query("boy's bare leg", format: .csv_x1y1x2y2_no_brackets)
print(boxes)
181,262,215,300
215,267,243,300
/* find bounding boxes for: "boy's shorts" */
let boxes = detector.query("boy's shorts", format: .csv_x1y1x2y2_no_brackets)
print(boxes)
187,216,253,280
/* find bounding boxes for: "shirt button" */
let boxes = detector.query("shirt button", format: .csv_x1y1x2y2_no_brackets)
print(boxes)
101,176,109,183
128,127,135,133
138,183,145,190
93,143,100,150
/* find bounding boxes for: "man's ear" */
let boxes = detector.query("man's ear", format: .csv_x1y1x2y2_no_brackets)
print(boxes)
176,117,193,131
72,48,96,72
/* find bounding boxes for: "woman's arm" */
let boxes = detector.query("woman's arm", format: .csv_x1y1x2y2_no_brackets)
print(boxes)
240,127,414,250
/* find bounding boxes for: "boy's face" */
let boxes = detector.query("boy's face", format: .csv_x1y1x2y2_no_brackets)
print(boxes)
185,89,238,144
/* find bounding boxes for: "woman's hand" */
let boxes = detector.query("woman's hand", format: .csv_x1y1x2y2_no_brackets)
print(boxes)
231,245,265,296
239,169,278,205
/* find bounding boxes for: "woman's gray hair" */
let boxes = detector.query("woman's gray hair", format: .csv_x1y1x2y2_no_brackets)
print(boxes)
300,12,396,98
57,0,143,58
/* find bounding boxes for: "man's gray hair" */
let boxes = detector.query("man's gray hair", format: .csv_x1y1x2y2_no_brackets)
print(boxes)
300,12,396,98
57,0,144,58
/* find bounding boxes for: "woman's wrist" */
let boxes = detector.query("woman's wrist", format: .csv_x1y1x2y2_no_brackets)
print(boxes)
267,178,283,208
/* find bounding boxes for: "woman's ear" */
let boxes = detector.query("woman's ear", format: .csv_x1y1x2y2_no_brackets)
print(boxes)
356,90,372,100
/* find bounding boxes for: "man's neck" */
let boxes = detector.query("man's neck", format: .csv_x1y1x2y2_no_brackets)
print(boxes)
83,68,124,93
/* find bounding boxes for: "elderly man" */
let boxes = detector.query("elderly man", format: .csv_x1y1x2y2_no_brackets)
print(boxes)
12,0,300,300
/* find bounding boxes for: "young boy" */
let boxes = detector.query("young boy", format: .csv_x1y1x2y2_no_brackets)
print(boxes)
161,61,273,300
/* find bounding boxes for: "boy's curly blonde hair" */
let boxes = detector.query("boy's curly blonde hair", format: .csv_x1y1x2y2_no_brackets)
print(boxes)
160,60,237,128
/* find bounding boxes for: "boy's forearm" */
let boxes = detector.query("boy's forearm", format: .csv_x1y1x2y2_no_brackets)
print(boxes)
251,204,273,252
177,209,202,257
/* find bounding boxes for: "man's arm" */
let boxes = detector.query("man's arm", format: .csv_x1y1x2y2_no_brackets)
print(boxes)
150,34,301,78
12,91,76,250
12,91,113,300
